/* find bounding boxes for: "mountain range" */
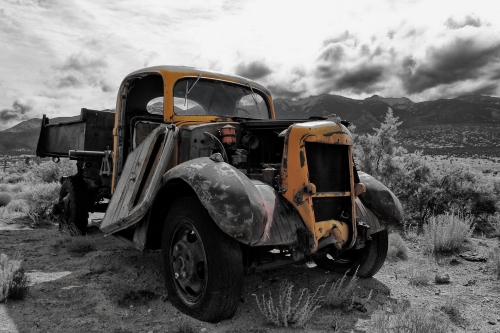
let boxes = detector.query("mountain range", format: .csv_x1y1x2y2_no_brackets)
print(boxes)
1,94,499,157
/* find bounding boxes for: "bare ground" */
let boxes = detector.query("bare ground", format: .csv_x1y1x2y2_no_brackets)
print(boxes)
1,218,500,333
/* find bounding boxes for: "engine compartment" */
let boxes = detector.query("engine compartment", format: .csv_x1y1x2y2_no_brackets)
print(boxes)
178,120,300,189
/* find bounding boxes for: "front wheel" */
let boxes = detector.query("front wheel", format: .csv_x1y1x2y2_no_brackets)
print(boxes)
161,197,243,322
314,229,388,278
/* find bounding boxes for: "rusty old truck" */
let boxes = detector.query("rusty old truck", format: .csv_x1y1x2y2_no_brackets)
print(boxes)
36,66,403,322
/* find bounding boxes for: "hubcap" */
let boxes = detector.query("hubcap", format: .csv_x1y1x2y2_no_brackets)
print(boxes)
170,224,207,304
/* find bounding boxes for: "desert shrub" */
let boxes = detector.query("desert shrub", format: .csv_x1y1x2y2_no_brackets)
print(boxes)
4,174,24,184
67,237,96,254
488,213,500,238
8,184,23,193
253,280,325,327
5,199,28,213
0,253,24,302
8,268,30,300
422,213,474,253
371,306,449,333
21,182,60,224
324,270,359,308
32,160,76,183
0,192,12,207
355,110,499,225
387,233,408,261
0,184,9,192
403,223,419,242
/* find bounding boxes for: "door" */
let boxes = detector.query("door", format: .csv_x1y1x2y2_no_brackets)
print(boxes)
100,124,178,234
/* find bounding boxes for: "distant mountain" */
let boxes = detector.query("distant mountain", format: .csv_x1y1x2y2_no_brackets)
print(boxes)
2,94,499,157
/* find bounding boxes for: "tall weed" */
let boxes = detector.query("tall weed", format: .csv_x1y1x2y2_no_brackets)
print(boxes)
253,280,325,327
0,253,28,302
422,213,474,253
324,270,359,308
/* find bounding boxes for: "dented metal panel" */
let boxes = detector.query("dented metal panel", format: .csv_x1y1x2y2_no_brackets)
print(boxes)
101,124,178,234
162,158,306,246
358,171,404,225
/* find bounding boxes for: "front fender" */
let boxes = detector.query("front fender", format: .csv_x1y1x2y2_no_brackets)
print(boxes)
162,157,305,246
358,171,404,225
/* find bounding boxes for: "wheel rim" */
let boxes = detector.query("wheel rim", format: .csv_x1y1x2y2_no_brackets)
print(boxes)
170,220,207,305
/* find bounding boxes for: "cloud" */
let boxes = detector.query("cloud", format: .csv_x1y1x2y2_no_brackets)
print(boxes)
0,99,33,123
401,37,500,93
267,84,306,99
335,65,385,93
464,83,499,96
446,15,482,29
235,61,273,80
49,51,111,91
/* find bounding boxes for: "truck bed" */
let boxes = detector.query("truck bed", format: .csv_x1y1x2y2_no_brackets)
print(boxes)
36,108,115,158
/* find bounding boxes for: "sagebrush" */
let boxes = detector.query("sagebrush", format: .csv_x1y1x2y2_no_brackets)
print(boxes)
253,280,325,327
324,270,359,308
0,253,29,302
387,233,408,261
0,192,12,207
422,213,474,253
20,182,60,224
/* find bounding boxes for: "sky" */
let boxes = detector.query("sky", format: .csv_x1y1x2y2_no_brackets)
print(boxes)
1,0,500,130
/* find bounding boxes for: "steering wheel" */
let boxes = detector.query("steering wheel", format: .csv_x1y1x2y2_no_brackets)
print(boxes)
233,107,253,118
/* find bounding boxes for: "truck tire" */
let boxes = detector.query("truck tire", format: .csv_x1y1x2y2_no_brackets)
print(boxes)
162,196,243,322
313,229,388,278
58,176,89,235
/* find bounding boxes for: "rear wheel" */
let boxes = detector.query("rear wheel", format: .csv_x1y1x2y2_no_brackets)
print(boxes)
162,196,243,322
58,176,89,235
314,229,388,278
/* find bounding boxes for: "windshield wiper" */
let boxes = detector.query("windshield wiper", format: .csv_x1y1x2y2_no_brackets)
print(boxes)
184,74,202,108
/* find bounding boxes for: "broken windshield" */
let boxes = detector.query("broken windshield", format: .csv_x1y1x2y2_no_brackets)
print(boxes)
173,78,270,119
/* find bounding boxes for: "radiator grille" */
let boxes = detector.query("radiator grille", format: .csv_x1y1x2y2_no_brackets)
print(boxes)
305,142,350,192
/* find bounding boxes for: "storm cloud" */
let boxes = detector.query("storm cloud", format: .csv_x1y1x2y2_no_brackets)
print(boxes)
235,61,273,80
50,52,111,91
401,37,500,94
0,99,33,123
446,15,482,29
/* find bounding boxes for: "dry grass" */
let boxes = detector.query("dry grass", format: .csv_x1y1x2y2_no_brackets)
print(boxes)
403,223,420,242
422,213,474,253
408,260,432,286
324,269,359,308
67,237,96,255
488,213,500,238
0,253,29,302
5,199,28,213
371,306,450,333
253,280,325,327
20,182,60,224
387,233,408,261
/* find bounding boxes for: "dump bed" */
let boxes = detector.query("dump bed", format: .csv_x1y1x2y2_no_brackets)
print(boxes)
36,108,115,158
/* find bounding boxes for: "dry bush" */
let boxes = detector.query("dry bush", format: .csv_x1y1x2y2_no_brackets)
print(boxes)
0,192,12,207
5,199,28,213
8,184,23,193
0,253,28,302
20,182,60,224
4,174,24,184
387,233,408,261
67,237,96,255
0,184,9,192
253,280,325,327
403,223,420,242
422,213,474,253
371,306,449,333
488,213,500,238
8,268,30,300
324,270,359,308
32,160,76,183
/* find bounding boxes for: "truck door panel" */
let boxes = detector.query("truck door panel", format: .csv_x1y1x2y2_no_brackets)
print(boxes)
101,124,178,234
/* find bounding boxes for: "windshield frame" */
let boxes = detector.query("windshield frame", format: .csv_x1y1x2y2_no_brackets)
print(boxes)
171,77,272,120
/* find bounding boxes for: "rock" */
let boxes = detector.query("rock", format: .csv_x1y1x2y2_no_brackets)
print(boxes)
435,273,451,284
148,308,153,313
449,257,461,265
463,279,476,286
459,251,487,262
201,328,207,332
488,321,496,325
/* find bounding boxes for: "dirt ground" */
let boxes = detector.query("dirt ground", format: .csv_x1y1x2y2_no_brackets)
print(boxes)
1,218,499,333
